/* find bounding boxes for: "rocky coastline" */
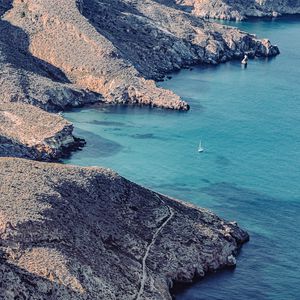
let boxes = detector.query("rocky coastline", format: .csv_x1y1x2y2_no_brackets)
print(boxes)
0,0,290,299
0,0,280,160
1,0,279,111
0,103,85,161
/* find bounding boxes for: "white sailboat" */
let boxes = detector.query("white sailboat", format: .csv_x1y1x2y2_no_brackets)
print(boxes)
198,140,204,153
241,54,248,65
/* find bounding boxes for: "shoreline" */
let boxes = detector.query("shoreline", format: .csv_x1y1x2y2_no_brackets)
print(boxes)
1,2,298,299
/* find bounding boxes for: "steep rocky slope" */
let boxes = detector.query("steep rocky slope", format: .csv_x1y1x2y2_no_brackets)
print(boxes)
0,158,249,300
0,1,100,112
174,0,300,20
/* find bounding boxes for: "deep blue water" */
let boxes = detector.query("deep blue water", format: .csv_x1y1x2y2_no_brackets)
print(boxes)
64,17,300,300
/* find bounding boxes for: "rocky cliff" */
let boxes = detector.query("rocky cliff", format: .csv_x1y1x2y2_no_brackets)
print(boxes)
175,0,300,20
0,158,249,300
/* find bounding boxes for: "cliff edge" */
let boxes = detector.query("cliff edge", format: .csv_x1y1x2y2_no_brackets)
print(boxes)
0,103,78,160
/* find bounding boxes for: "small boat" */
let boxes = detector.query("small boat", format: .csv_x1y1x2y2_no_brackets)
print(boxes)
198,140,204,153
241,54,248,65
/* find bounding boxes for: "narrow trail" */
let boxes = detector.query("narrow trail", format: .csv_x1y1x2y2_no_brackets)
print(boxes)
136,195,174,300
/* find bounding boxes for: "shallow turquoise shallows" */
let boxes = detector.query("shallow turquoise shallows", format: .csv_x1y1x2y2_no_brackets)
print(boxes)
63,16,300,300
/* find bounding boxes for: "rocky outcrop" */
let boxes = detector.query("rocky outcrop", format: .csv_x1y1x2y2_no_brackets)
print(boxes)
174,0,300,20
0,9,100,112
0,158,249,300
0,103,80,161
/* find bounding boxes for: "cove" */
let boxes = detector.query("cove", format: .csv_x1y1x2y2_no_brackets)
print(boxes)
63,17,300,300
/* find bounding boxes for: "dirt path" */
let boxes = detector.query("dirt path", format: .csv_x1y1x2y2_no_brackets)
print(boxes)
136,196,174,300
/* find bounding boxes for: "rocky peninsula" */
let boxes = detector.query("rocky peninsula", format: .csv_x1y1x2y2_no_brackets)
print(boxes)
0,158,249,299
0,103,78,161
0,0,288,298
1,0,279,110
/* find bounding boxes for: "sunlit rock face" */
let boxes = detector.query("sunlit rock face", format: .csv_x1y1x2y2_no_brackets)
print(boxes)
0,158,249,300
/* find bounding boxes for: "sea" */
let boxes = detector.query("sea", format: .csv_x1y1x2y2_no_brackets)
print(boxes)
63,16,300,300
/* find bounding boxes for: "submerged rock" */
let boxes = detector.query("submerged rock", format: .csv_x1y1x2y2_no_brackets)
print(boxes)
0,158,249,300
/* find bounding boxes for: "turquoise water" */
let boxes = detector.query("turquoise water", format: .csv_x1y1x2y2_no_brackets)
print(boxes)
64,17,300,299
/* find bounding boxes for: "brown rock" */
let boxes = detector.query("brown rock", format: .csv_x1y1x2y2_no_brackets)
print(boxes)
1,0,279,111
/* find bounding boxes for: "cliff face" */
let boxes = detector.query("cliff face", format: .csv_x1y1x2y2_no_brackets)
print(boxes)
175,0,300,20
0,158,249,300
